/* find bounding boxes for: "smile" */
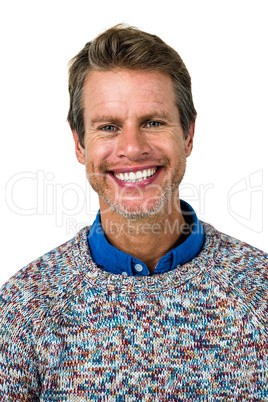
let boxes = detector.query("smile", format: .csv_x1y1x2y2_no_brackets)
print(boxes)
113,167,158,183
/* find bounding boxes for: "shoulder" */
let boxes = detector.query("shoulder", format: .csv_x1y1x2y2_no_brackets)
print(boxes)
207,223,268,269
202,222,268,330
1,226,90,299
0,226,91,337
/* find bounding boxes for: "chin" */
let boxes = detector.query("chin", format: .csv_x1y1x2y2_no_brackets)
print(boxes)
100,192,172,219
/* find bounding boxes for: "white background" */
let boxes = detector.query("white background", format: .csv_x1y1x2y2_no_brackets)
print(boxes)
1,0,267,287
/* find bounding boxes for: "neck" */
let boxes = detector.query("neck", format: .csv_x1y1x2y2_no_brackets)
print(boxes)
99,199,189,274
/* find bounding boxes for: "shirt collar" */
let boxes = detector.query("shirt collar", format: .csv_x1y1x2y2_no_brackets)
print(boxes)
87,200,204,277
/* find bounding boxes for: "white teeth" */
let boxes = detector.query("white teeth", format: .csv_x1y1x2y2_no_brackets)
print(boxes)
114,167,157,182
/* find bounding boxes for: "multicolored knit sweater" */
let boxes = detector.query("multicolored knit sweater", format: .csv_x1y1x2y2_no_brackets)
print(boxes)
0,222,267,401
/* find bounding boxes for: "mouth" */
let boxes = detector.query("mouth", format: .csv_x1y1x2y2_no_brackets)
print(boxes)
109,166,161,184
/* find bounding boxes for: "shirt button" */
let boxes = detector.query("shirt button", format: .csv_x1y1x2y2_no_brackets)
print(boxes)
122,271,128,276
134,264,143,272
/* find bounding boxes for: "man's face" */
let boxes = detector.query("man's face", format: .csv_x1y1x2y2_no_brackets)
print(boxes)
73,69,194,219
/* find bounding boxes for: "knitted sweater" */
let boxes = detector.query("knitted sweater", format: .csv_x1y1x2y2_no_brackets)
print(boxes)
0,223,267,401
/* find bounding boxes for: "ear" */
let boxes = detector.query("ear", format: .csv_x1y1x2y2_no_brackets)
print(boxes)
72,130,85,165
184,121,195,157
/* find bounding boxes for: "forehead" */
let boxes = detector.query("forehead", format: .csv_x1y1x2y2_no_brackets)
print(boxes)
82,69,177,117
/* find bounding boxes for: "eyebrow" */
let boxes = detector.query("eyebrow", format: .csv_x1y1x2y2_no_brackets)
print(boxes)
89,111,173,126
90,115,122,126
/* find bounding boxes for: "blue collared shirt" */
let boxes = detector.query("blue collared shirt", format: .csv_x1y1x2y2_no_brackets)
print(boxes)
88,200,204,277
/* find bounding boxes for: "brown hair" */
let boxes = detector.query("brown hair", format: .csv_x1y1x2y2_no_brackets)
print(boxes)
67,24,196,147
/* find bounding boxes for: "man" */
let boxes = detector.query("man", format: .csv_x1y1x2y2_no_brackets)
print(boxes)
0,24,267,400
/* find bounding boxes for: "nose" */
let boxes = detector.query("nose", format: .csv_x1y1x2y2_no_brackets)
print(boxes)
115,125,152,160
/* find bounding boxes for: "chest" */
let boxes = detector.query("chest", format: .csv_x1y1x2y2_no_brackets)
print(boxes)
37,294,267,400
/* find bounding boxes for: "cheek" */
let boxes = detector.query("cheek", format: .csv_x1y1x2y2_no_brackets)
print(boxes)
156,139,184,164
85,140,114,170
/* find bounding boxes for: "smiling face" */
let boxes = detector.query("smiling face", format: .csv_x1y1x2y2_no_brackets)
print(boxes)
73,69,195,219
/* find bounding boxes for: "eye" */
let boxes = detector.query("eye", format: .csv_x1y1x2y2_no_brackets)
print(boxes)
145,121,162,128
101,125,117,132
99,125,119,133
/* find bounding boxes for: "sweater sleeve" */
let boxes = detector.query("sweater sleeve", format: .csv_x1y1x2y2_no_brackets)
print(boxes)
0,284,41,401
